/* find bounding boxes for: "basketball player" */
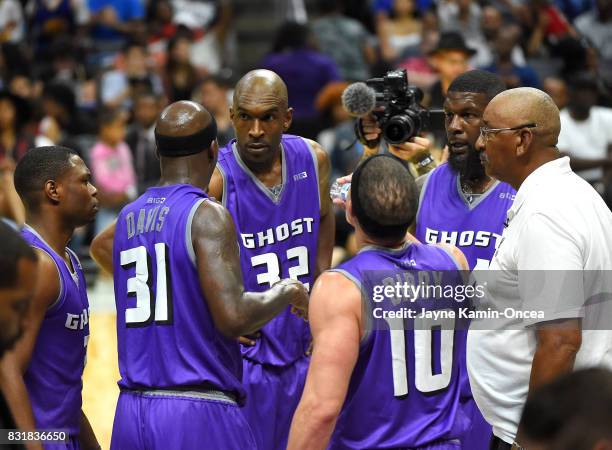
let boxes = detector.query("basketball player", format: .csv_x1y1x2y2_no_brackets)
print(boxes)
288,154,469,449
107,101,309,450
359,70,514,449
0,146,99,450
207,69,334,449
0,221,37,448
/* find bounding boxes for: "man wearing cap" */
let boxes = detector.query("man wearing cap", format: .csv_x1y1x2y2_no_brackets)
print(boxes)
427,31,476,109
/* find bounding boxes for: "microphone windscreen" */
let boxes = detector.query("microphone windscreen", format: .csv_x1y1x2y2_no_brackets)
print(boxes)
341,82,376,117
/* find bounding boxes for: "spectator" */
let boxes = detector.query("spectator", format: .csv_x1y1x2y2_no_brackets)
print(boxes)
543,76,568,109
90,108,136,233
146,0,177,67
377,0,425,63
482,25,542,88
574,0,612,61
311,0,375,81
99,41,164,110
173,0,234,75
0,157,24,224
261,21,340,139
315,81,363,180
0,91,33,163
397,27,439,91
193,74,234,146
524,0,577,57
164,33,198,102
438,0,484,46
125,92,162,194
88,0,145,57
0,0,25,43
41,82,96,143
519,368,612,450
472,6,526,68
426,31,474,108
557,72,612,204
25,0,89,60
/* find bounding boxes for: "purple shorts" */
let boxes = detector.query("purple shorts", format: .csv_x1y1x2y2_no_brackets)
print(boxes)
460,397,491,450
242,356,309,450
44,436,79,450
110,390,257,450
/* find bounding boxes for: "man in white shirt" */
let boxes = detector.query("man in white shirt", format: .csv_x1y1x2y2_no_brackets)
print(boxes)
467,87,612,450
557,72,612,200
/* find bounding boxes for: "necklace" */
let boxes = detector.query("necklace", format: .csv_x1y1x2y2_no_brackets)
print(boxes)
461,177,494,204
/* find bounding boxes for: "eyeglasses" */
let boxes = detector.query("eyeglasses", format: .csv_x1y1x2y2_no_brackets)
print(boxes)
479,123,537,142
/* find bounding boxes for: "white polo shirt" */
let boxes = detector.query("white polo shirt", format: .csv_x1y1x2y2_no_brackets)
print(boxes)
467,156,612,444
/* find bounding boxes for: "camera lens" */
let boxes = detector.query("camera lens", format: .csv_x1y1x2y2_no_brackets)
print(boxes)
383,115,417,144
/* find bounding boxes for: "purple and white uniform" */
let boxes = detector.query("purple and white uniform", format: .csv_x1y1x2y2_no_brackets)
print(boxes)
330,243,469,449
217,135,320,449
415,162,516,450
22,226,90,450
110,184,255,450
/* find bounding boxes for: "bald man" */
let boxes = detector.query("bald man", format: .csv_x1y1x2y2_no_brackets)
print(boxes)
467,88,612,450
208,69,334,450
96,101,308,450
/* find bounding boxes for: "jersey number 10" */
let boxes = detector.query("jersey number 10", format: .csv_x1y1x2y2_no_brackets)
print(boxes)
385,314,455,397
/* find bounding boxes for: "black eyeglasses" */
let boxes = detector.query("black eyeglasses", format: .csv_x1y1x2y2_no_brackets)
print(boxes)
479,123,537,142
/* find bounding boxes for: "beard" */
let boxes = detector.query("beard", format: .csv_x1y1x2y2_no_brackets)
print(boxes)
447,145,486,182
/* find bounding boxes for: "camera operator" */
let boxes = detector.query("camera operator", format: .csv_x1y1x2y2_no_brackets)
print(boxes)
354,69,515,450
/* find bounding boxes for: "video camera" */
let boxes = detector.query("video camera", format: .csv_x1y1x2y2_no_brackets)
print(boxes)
365,69,444,144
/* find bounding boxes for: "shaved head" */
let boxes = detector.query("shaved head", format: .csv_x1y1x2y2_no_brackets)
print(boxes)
486,87,560,147
156,100,214,137
233,69,289,109
230,69,293,168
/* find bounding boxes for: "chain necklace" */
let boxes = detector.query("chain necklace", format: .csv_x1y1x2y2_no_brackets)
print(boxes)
461,177,494,204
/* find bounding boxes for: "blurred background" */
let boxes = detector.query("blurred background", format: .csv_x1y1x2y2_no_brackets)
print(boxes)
0,0,610,447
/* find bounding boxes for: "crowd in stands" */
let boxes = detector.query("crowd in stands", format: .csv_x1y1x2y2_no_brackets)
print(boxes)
0,0,611,265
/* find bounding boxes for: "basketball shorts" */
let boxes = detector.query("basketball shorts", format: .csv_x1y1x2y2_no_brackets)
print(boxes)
242,355,309,450
110,389,257,450
44,435,79,450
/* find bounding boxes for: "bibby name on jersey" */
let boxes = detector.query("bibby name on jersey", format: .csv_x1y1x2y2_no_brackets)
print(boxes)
241,217,315,250
424,228,503,250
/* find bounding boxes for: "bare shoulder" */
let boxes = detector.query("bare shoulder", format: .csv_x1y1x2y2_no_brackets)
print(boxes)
191,198,235,238
208,167,224,202
311,271,361,310
305,138,330,168
32,248,61,307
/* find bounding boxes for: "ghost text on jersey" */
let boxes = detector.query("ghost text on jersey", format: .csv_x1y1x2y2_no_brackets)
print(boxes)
125,206,170,239
65,308,90,330
241,217,315,249
424,227,503,249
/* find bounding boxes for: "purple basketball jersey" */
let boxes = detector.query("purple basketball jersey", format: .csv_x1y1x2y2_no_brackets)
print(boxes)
217,135,320,366
329,243,469,449
416,163,516,270
113,184,244,401
21,226,90,436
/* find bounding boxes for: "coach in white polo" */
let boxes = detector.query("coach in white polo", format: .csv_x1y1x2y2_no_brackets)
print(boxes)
467,87,612,450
